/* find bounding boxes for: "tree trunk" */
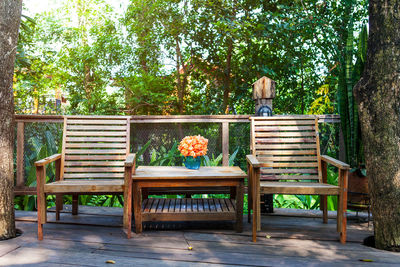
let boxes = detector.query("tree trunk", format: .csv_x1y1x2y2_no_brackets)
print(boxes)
0,0,22,240
354,0,400,251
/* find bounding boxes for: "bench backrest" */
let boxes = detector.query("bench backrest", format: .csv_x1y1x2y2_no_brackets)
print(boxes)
250,116,322,182
60,116,130,180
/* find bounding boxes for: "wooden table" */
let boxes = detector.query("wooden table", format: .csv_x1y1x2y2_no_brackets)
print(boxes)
126,166,246,238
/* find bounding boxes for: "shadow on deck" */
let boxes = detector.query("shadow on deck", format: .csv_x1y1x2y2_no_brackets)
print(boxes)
1,206,398,266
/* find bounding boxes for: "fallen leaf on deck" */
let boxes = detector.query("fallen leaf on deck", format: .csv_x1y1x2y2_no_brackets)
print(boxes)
359,259,374,262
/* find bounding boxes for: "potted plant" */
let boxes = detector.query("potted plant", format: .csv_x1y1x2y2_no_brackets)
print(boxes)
178,135,208,170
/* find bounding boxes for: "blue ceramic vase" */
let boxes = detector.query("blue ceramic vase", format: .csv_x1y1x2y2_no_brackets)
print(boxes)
183,156,201,170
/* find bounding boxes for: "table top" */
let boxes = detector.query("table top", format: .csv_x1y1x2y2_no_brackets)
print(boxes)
132,166,246,180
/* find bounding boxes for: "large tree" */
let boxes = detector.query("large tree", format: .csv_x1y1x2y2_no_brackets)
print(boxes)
354,0,400,251
0,0,23,239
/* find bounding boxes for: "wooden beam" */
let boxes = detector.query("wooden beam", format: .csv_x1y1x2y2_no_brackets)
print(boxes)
222,122,229,166
16,121,24,187
15,114,340,124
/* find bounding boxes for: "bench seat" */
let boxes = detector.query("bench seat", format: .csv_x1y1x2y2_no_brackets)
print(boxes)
44,180,124,193
260,182,340,195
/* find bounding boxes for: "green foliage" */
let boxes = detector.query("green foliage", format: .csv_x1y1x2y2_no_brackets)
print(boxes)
14,1,369,211
14,124,61,210
337,22,367,167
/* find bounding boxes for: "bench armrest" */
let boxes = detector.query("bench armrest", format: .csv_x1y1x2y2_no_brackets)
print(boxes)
321,155,350,170
125,153,136,167
35,154,61,167
246,155,261,168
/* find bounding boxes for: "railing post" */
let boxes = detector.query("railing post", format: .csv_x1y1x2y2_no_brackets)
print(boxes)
16,121,24,187
222,122,229,166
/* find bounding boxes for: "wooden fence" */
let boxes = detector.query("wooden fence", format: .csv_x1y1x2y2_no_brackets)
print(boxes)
14,114,340,195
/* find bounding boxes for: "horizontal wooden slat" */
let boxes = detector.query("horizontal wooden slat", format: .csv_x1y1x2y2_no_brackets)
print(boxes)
256,138,316,144
257,156,318,162
256,150,317,155
253,120,315,126
259,182,339,195
65,155,126,160
64,167,124,173
255,132,315,137
65,149,126,154
261,168,318,174
254,126,315,131
67,119,127,125
259,162,318,168
64,161,125,166
63,173,124,179
251,115,317,120
67,125,127,131
261,175,319,180
65,143,126,148
44,179,124,192
66,137,126,142
255,144,317,149
66,131,127,136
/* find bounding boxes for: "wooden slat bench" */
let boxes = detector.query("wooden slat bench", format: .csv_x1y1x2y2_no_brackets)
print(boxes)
247,116,349,243
35,116,135,240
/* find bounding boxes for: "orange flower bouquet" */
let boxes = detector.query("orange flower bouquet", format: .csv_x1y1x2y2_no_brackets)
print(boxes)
178,135,208,169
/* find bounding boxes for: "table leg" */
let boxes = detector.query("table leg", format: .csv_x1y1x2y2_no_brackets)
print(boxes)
230,186,236,200
235,179,244,232
133,183,143,234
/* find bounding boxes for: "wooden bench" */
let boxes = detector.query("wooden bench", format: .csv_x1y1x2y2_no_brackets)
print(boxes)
35,116,135,240
246,116,349,243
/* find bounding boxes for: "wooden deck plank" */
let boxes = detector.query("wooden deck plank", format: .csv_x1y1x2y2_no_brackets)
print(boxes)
11,209,396,267
7,224,398,267
10,210,400,266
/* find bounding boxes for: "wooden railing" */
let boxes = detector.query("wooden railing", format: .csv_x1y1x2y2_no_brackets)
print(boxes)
14,114,340,195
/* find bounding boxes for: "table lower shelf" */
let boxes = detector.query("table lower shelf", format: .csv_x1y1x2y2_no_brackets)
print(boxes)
141,198,237,222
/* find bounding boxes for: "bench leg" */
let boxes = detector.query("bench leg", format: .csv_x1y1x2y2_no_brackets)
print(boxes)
321,161,328,224
338,169,348,244
134,183,142,234
230,187,236,200
72,194,78,215
252,168,260,242
321,195,328,224
256,181,261,231
36,166,46,240
236,180,244,232
247,163,252,223
55,193,63,221
37,192,46,240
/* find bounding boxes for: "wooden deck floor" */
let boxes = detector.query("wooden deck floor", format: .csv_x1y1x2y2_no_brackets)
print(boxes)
1,206,399,266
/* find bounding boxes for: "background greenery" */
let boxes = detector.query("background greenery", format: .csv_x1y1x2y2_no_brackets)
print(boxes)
14,0,369,212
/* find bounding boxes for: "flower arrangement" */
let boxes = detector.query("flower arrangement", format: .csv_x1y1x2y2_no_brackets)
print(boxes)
178,135,208,158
